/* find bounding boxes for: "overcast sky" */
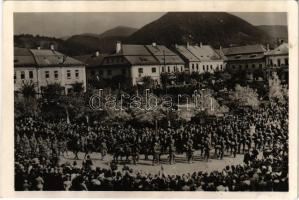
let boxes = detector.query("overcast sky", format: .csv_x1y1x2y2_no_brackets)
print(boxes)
14,12,287,38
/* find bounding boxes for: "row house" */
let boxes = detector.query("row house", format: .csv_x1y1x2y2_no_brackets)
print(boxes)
101,42,160,85
265,42,289,81
14,46,86,95
174,43,226,74
145,43,185,75
266,42,289,68
74,51,107,83
220,44,267,72
100,42,184,86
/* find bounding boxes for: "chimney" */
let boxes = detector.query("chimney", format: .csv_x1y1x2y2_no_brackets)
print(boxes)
152,42,156,47
187,42,190,48
116,41,121,53
50,44,55,51
219,45,222,51
95,51,100,57
200,42,203,48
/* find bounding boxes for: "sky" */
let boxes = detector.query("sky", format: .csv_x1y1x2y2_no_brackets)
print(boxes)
14,12,287,38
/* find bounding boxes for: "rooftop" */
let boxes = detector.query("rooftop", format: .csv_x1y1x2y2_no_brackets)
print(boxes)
14,47,84,67
222,44,267,56
266,42,288,56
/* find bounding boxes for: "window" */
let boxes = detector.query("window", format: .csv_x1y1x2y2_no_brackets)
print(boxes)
45,71,50,79
210,65,212,70
192,64,194,70
203,65,205,71
107,70,112,76
152,67,156,73
138,68,143,74
174,67,177,72
21,71,25,79
162,66,165,73
75,70,79,79
14,72,16,80
29,71,33,79
196,64,199,71
54,71,58,79
270,59,273,66
66,70,71,79
167,66,170,73
181,66,183,72
220,65,223,70
259,64,262,69
277,59,281,66
285,58,288,65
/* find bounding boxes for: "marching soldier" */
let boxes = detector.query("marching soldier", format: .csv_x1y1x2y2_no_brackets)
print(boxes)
100,139,108,161
185,140,194,164
168,138,176,165
152,141,161,165
132,143,140,165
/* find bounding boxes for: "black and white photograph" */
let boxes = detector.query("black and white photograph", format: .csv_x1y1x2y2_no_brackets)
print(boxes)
9,8,293,193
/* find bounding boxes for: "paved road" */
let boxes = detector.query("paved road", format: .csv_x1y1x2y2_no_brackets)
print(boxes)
59,150,256,175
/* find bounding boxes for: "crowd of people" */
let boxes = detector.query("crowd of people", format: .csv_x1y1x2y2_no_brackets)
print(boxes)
14,101,288,191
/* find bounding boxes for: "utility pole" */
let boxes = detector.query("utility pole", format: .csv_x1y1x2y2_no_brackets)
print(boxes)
163,50,167,95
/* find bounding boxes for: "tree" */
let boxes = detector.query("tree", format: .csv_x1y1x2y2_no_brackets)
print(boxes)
15,81,39,117
160,73,170,88
229,84,260,109
141,76,155,90
268,72,286,104
19,80,36,99
71,82,85,94
176,72,190,84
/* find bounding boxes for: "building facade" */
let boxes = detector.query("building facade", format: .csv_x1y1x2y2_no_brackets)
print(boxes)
14,47,86,95
221,44,267,72
101,42,163,86
265,42,289,82
145,43,185,75
174,43,225,74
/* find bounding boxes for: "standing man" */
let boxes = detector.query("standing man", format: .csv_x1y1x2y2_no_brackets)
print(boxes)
168,138,176,165
100,139,108,161
153,142,161,165
204,139,210,162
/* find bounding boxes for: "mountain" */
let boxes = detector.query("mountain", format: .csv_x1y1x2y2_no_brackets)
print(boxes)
256,25,288,41
99,26,137,38
126,12,273,47
14,34,65,50
63,26,138,55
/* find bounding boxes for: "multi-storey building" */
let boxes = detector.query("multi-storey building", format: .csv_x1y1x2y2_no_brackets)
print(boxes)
174,43,225,74
101,42,161,85
265,42,289,81
74,51,107,84
14,46,86,95
145,43,185,75
221,44,267,72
